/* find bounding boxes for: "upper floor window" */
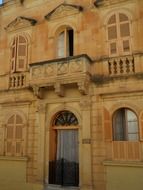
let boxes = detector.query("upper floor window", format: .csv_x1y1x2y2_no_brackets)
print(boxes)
107,12,131,56
113,108,139,141
5,113,26,156
11,35,28,73
57,28,74,58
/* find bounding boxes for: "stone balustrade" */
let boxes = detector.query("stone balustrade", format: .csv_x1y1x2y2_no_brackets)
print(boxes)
108,55,135,76
9,72,27,89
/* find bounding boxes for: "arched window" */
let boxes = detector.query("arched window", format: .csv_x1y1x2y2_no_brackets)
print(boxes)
5,114,25,156
107,12,131,56
57,28,74,58
53,110,78,126
113,108,139,141
11,35,28,72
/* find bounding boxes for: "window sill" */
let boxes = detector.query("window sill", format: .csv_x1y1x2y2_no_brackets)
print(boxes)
0,156,28,161
103,160,143,167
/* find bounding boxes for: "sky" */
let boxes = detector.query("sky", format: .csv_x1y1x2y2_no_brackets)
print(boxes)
0,0,2,4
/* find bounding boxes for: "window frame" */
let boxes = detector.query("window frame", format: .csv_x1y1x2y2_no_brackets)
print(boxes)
112,108,139,141
57,27,74,58
4,113,26,157
10,35,28,73
106,12,132,57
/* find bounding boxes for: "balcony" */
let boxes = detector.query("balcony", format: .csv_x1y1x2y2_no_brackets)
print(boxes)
29,54,92,97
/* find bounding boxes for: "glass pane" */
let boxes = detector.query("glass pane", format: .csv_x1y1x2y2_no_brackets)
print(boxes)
128,122,138,133
128,134,138,141
127,110,137,121
119,13,128,22
120,23,130,37
108,26,117,40
108,14,116,24
53,111,78,126
113,109,126,141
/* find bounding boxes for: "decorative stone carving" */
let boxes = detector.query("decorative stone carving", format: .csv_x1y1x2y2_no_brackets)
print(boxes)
45,65,55,76
32,85,44,99
57,62,69,75
70,59,83,73
78,79,89,95
54,83,64,97
5,16,37,32
32,67,43,78
45,3,83,21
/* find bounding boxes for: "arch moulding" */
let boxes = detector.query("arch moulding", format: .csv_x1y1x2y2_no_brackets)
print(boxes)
46,104,82,131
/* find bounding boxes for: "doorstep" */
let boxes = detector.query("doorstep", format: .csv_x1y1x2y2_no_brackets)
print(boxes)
44,184,79,190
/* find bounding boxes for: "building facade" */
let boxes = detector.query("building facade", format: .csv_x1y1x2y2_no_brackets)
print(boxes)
0,0,143,190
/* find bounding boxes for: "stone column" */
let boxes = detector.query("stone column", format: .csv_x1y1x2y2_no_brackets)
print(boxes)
36,101,46,183
80,99,93,190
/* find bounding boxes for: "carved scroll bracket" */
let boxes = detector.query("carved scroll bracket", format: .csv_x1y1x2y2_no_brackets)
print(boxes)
32,85,44,99
78,78,89,95
54,83,64,97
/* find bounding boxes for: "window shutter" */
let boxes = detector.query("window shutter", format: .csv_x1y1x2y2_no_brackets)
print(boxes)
15,114,23,156
5,114,24,156
5,125,14,156
11,37,17,73
16,35,27,71
104,108,112,141
139,112,143,141
57,32,65,58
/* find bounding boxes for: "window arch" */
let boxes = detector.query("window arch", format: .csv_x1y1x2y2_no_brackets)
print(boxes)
52,110,78,126
112,108,139,141
107,12,131,56
57,27,74,58
5,113,26,156
11,34,28,72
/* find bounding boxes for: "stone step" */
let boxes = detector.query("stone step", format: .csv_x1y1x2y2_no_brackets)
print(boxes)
44,184,79,190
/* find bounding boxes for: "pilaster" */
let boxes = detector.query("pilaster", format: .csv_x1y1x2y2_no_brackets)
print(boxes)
79,98,93,190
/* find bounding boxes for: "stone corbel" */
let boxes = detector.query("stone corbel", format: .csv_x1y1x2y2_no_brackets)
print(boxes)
32,85,44,99
78,79,89,95
54,83,64,97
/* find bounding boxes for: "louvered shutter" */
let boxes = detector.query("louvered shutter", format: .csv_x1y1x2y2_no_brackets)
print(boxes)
5,114,24,156
107,14,118,55
16,35,27,71
139,112,143,141
11,37,17,73
104,108,112,141
15,115,23,156
5,115,14,156
119,13,131,54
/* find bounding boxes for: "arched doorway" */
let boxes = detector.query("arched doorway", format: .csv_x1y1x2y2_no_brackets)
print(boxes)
49,110,79,186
